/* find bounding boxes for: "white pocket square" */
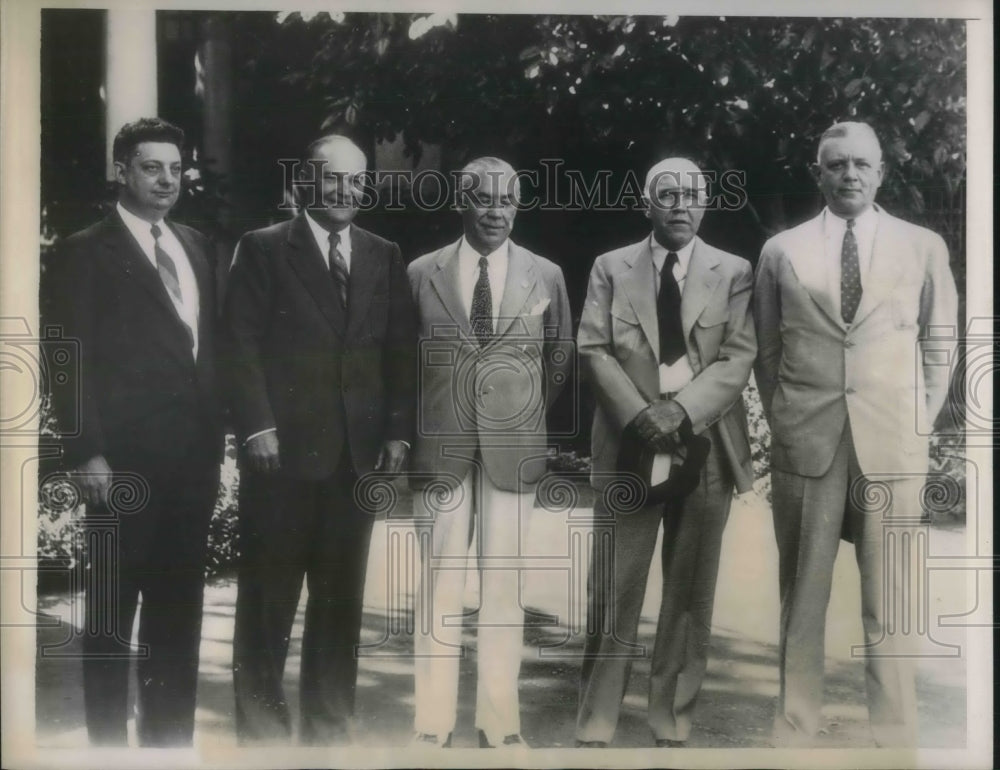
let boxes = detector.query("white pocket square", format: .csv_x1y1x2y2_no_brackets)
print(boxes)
527,298,550,316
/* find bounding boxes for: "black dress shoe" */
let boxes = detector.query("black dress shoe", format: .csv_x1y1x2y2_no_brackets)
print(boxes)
575,739,608,748
655,738,686,748
478,729,529,748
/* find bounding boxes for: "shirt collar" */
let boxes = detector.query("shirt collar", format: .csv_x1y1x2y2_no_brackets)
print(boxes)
649,233,696,276
116,201,164,241
458,235,509,266
822,204,879,239
305,211,351,256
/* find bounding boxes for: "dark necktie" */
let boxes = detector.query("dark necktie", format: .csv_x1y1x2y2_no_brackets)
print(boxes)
151,223,194,351
657,251,685,365
328,231,350,311
470,256,493,346
841,219,862,324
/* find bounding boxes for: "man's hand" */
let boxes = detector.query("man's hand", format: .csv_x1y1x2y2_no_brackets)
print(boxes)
632,400,688,450
73,455,113,508
374,440,409,476
245,431,281,473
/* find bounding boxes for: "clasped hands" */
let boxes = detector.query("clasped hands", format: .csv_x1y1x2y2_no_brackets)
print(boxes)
243,432,409,476
631,399,688,452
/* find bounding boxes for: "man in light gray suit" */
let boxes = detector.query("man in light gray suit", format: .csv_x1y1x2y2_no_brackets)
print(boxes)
575,157,756,747
408,157,572,749
754,121,958,746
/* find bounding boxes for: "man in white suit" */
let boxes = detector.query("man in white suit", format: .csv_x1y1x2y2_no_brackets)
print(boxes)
407,157,572,749
754,121,958,746
575,157,756,747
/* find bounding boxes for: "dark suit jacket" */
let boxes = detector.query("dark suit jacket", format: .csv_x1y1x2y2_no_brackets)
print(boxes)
42,210,224,471
221,214,416,480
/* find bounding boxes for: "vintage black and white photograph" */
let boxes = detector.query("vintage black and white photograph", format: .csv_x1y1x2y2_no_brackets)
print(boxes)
0,0,992,768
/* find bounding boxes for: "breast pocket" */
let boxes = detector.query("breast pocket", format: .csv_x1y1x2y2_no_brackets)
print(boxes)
610,302,644,360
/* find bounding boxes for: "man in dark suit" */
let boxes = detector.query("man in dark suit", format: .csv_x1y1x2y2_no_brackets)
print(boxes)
222,134,416,744
42,117,224,746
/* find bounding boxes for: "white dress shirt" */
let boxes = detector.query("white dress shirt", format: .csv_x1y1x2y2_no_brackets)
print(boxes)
116,202,199,358
305,211,352,272
457,236,509,324
649,234,695,394
822,205,879,317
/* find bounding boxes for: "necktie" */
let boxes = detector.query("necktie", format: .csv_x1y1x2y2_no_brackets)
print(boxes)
470,256,493,346
151,224,182,303
841,219,862,323
657,251,685,365
150,224,194,351
328,231,350,311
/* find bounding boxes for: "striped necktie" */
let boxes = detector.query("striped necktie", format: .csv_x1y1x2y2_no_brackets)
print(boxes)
328,231,350,311
150,223,194,351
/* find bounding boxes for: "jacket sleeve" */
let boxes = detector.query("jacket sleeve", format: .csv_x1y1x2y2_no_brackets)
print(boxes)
918,231,959,427
219,232,277,440
673,259,757,435
576,255,650,432
752,242,783,424
383,243,418,444
543,264,574,411
41,236,106,468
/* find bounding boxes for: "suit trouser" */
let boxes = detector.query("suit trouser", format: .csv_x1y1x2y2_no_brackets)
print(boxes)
576,439,733,743
771,421,918,747
82,448,219,747
232,455,374,744
413,467,534,744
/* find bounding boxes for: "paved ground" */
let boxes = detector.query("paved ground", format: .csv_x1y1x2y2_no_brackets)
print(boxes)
35,488,968,752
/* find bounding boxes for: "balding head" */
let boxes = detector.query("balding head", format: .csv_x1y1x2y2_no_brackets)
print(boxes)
299,134,368,229
456,156,519,255
643,156,708,250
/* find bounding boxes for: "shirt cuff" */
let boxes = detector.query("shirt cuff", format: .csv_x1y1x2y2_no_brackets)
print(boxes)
243,427,276,445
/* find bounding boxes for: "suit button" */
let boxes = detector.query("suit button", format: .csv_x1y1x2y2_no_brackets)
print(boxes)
844,339,854,348
845,387,856,394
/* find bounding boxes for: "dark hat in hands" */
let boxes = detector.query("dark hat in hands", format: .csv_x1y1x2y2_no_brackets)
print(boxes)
616,417,710,506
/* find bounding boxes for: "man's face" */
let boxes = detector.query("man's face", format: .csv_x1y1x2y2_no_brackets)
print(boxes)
459,167,518,255
115,141,182,222
302,138,367,230
644,160,707,251
813,131,884,218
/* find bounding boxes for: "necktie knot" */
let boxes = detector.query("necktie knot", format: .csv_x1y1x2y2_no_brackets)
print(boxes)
478,256,489,271
665,251,679,271
150,223,162,240
846,219,856,231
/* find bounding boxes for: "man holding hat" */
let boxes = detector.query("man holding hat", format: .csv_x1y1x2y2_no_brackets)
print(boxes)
575,156,756,747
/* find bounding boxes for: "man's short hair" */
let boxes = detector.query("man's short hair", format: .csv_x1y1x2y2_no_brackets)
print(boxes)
301,133,368,168
112,118,185,165
816,121,882,161
456,156,520,201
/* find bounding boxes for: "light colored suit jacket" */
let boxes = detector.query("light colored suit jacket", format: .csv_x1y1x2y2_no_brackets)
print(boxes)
578,236,756,494
408,239,573,492
753,207,958,478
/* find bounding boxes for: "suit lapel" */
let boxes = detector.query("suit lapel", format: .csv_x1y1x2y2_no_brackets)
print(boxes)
787,214,847,331
619,239,660,357
345,225,382,339
428,240,473,337
285,214,346,336
680,238,723,340
104,213,195,364
495,242,538,337
849,209,905,328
